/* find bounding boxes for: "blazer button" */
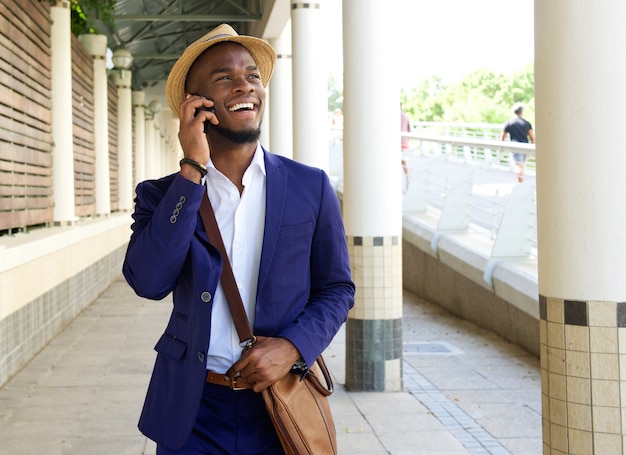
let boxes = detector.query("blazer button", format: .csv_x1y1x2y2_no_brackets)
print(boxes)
201,292,212,302
179,195,186,203
198,352,205,362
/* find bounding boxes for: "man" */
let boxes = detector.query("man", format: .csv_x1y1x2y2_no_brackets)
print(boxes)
501,102,535,182
123,23,355,454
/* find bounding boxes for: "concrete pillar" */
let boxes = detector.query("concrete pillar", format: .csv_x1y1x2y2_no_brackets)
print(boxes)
269,26,293,159
290,1,328,170
78,34,110,215
132,91,146,187
342,0,403,391
50,2,76,224
154,120,163,177
535,1,626,453
171,117,182,168
260,86,270,147
144,115,155,180
112,70,133,211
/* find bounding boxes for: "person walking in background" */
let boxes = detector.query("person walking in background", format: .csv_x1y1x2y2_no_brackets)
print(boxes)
400,104,412,193
123,23,355,454
501,102,535,182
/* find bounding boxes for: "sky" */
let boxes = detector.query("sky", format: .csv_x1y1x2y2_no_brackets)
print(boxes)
323,0,534,89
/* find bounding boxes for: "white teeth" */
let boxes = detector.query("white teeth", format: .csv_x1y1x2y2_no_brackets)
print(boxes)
229,103,254,112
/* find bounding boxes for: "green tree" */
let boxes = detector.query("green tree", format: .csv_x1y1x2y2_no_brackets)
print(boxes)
327,73,343,113
62,0,116,36
401,76,446,121
401,65,534,125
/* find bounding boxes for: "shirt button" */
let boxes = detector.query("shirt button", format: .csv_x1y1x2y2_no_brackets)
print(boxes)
198,352,205,362
201,292,212,302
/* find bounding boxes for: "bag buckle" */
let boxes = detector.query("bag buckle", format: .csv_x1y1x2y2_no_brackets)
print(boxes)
240,336,257,350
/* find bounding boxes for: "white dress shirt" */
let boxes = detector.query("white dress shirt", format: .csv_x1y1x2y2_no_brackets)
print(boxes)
204,144,266,373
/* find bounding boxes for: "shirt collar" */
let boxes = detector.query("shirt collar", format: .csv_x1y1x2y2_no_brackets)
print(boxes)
205,143,265,175
242,143,266,187
250,143,266,176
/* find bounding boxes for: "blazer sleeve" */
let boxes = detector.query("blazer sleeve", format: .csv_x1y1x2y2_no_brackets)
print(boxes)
123,174,207,300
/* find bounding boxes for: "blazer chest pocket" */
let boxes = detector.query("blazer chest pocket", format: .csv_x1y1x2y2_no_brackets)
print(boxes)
154,332,187,360
278,222,313,239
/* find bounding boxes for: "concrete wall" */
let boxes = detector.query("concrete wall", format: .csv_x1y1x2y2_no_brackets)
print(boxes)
0,206,542,388
402,213,540,357
0,215,131,386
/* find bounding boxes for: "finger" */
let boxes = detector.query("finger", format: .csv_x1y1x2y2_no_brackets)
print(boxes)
226,356,246,378
252,380,270,393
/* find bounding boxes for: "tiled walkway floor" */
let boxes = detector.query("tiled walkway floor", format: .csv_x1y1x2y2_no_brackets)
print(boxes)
0,277,542,454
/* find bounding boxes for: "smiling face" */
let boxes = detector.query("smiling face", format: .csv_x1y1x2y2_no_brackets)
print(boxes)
185,42,266,144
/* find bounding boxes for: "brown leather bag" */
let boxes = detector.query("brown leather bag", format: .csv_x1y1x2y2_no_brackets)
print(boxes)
262,356,337,455
199,193,338,455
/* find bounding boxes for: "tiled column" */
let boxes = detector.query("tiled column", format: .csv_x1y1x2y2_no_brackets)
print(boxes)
342,0,402,391
536,2,626,453
269,26,293,159
291,1,328,170
50,2,76,224
540,298,626,453
78,34,110,215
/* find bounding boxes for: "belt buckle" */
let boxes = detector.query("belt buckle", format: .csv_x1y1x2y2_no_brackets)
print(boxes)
230,373,247,391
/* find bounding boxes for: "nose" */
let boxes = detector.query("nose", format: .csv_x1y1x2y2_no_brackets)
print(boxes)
232,75,254,92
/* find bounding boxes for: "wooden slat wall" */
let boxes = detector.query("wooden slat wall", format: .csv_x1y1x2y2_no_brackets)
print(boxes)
72,34,95,218
0,0,53,232
107,77,119,212
1,1,132,232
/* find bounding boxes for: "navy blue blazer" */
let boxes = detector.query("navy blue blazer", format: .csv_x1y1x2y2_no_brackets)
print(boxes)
122,148,355,449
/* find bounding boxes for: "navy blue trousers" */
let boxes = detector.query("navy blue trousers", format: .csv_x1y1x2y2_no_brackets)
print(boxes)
156,382,284,455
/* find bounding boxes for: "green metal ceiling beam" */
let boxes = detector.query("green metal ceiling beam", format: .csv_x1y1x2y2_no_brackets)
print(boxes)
113,14,261,22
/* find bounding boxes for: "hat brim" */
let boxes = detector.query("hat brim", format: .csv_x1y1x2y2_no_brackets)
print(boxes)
165,24,276,117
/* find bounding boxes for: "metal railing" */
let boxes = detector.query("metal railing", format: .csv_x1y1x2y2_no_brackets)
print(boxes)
329,122,538,279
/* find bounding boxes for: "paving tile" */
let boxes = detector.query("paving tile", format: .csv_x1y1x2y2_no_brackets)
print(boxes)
0,279,544,454
62,436,146,455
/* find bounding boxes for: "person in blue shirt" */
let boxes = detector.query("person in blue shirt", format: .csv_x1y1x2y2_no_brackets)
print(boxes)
501,102,535,182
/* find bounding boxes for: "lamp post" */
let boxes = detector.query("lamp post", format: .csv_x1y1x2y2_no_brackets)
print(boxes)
147,100,162,117
112,48,133,78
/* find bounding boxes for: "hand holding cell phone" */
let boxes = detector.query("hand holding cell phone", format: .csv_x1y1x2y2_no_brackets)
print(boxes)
194,106,216,134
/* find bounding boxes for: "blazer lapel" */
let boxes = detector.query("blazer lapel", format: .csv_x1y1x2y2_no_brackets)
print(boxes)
257,150,287,295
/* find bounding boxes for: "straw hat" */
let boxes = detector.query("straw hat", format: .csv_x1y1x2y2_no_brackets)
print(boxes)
165,23,276,117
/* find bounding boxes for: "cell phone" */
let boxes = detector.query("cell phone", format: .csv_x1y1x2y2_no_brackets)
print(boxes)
194,106,216,134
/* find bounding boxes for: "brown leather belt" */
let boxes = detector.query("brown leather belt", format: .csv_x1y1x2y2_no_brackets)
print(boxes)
205,371,253,390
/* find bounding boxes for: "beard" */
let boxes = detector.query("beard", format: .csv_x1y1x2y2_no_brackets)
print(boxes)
213,124,261,144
